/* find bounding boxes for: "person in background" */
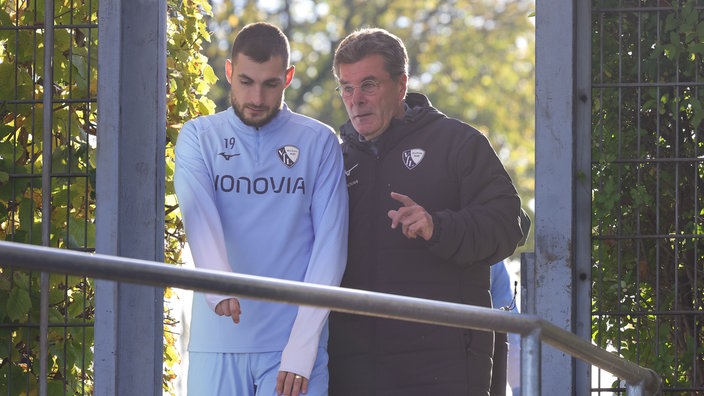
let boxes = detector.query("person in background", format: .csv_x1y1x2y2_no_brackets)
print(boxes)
491,261,522,396
174,22,348,396
327,27,525,396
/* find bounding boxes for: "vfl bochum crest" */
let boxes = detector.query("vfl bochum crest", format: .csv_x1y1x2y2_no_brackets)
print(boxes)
278,145,300,168
402,148,425,170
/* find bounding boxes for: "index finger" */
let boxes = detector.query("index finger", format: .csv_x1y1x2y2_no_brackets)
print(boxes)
390,192,415,207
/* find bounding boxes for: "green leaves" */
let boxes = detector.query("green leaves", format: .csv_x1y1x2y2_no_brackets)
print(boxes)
203,0,537,252
592,0,704,390
1,0,214,393
5,287,31,321
4,272,31,322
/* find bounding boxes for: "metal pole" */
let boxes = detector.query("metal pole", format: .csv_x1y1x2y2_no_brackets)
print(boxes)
574,0,595,394
95,0,166,393
0,241,539,334
535,0,585,392
521,328,541,396
0,240,663,395
39,0,56,394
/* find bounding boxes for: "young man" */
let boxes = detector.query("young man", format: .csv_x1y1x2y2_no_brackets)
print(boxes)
174,22,348,396
328,28,525,395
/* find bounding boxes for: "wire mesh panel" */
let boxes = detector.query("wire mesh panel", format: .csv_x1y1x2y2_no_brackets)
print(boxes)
591,0,704,394
0,0,97,394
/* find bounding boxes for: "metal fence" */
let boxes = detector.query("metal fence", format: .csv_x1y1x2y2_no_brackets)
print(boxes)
2,0,702,395
0,240,663,395
0,0,97,395
589,1,704,394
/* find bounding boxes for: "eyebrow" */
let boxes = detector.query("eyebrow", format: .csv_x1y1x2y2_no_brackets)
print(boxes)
338,75,379,85
237,73,283,85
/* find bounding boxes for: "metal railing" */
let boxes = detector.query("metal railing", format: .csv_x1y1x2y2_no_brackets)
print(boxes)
0,240,663,395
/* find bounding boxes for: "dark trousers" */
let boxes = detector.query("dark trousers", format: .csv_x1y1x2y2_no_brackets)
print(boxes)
490,332,508,396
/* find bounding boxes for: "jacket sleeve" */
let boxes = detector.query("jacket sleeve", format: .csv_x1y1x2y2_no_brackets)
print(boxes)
428,132,523,267
279,131,349,378
174,120,233,310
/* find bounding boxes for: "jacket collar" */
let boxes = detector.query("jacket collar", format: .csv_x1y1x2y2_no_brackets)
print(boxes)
340,93,443,155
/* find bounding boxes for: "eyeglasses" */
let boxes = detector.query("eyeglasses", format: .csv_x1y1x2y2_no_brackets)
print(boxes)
335,80,382,97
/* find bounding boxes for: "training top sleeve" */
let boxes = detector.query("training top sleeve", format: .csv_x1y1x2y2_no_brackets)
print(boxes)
279,130,349,378
174,119,235,310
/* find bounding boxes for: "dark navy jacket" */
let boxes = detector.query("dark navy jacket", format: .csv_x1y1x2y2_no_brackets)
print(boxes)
329,92,524,396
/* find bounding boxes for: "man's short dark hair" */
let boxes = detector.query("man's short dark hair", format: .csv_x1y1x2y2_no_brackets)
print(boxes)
332,28,408,81
231,22,290,66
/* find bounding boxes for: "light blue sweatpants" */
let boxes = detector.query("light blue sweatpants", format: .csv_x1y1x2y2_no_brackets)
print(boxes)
187,349,329,396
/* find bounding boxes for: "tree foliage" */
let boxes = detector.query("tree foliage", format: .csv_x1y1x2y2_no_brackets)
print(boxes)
591,0,704,391
205,0,536,254
0,0,215,393
1,0,535,393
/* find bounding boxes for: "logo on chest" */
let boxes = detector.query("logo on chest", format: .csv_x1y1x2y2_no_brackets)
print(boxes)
402,148,426,170
278,145,300,168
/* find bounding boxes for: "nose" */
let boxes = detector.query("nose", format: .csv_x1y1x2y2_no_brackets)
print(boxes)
250,86,265,105
350,86,366,103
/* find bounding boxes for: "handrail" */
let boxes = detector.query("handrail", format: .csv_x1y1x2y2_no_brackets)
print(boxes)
0,240,663,395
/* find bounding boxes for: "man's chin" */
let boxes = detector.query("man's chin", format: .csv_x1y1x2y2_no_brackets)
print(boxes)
232,105,278,128
241,113,271,128
243,118,264,127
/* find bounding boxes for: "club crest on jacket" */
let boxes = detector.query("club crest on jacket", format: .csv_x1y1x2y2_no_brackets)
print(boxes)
402,148,425,170
278,145,300,168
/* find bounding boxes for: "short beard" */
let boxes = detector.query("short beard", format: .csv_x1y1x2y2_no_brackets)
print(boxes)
230,94,281,128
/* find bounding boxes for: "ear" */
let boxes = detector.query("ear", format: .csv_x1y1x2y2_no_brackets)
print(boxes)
225,59,233,84
284,65,295,88
398,73,408,99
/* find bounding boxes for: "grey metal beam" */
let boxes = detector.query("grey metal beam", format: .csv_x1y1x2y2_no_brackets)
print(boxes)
0,240,663,395
574,1,594,395
522,328,542,396
94,0,166,394
535,0,578,393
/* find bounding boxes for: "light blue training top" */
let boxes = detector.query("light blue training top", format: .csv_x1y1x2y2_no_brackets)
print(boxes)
174,105,349,378
490,261,518,313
